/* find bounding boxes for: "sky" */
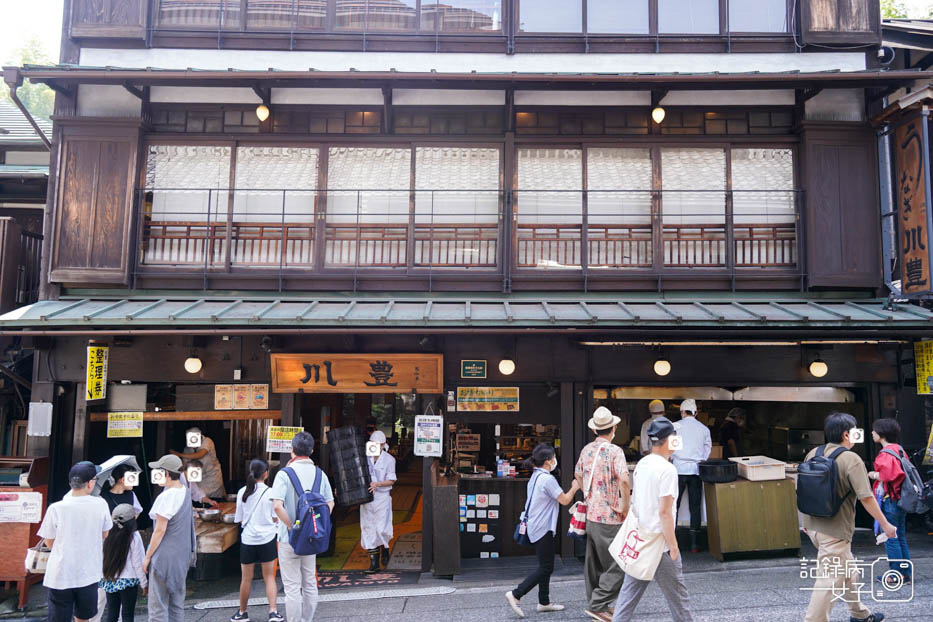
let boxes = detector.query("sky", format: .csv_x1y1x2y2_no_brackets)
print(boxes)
1,0,933,67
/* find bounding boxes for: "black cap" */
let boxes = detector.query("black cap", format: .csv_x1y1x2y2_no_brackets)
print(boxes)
69,461,100,484
646,416,676,442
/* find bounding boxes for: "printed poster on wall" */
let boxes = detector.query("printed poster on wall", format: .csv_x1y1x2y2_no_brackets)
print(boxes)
107,412,144,438
250,384,269,409
0,492,42,523
266,426,304,453
214,385,234,410
414,414,443,457
915,340,933,395
234,385,251,410
456,387,519,412
86,346,109,401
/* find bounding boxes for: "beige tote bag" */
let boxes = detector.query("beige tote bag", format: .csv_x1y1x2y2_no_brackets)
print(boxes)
608,505,665,581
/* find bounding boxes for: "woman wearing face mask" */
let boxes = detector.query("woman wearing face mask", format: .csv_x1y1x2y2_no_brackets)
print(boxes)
505,444,580,618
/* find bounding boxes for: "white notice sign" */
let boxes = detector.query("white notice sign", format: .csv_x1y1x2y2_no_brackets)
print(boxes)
0,491,43,523
414,414,443,457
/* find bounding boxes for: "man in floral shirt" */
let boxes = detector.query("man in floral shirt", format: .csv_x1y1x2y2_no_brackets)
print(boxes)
574,406,631,621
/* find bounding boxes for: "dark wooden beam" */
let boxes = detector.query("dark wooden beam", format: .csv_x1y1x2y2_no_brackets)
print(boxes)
651,88,669,108
122,82,145,99
382,85,393,134
795,88,823,105
252,85,270,103
915,52,933,71
44,81,74,98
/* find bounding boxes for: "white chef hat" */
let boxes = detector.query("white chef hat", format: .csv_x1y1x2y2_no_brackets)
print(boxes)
370,430,387,444
679,399,697,414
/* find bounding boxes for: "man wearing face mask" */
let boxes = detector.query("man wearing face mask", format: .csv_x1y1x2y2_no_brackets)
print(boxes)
574,407,631,621
360,430,397,573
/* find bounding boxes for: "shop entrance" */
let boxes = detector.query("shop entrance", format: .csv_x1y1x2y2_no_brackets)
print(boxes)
299,392,424,573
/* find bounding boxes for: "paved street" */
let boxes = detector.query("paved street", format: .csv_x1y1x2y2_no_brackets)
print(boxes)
178,556,933,622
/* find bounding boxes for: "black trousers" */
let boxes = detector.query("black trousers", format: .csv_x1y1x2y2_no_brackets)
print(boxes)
513,532,556,606
677,475,702,531
104,585,139,622
48,583,98,622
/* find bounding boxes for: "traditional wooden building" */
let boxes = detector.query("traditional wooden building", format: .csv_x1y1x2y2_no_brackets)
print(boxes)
2,0,933,574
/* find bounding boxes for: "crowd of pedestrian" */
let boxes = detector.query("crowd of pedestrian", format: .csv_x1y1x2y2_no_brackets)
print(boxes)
29,404,919,622
504,404,914,622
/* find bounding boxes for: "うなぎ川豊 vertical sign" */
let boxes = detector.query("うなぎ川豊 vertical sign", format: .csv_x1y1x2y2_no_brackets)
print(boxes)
894,114,933,297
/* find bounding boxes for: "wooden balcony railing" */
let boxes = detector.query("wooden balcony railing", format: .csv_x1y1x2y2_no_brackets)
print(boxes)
138,188,800,279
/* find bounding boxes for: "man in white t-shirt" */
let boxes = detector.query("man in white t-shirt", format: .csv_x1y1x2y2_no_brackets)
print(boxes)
38,461,113,622
612,417,694,622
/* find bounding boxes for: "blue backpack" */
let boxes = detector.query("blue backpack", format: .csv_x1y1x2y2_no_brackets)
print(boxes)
283,466,332,555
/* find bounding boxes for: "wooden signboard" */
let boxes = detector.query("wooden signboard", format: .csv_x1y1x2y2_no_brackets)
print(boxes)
894,113,933,297
270,354,443,394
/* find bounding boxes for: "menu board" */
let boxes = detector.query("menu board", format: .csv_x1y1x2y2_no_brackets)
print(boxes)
915,340,933,395
107,412,144,438
414,414,443,457
456,387,519,412
214,385,234,410
266,426,304,453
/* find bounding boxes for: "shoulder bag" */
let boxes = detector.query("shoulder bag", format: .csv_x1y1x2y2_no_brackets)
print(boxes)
608,494,665,581
24,539,50,574
513,471,542,547
567,444,606,540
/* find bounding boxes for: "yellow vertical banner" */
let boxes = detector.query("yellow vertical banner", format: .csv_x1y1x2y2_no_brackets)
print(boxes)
86,346,109,401
915,340,933,395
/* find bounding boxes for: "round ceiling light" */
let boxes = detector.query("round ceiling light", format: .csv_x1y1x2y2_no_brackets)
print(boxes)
184,357,203,374
498,359,516,376
808,359,828,378
653,358,671,376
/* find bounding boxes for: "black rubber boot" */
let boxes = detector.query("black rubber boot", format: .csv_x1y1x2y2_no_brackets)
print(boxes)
381,545,390,567
366,549,380,573
689,529,699,553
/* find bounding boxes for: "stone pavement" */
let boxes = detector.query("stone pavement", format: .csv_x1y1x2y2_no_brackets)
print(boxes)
181,555,933,622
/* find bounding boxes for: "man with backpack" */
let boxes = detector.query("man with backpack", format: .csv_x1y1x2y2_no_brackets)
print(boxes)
797,413,896,622
271,432,334,622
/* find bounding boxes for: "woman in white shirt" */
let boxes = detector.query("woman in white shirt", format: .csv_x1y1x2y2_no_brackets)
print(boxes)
100,504,147,622
231,459,283,622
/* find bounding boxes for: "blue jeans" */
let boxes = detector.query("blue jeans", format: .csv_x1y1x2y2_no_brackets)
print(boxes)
882,497,911,577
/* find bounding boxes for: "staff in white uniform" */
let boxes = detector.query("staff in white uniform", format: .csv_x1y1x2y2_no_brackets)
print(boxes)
360,430,397,572
172,426,226,499
672,399,712,553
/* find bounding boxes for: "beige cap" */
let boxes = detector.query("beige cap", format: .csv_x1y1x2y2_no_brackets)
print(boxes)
148,454,183,473
648,399,665,414
588,406,621,431
112,503,136,526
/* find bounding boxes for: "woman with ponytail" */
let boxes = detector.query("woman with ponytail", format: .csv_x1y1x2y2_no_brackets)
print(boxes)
231,459,283,622
505,444,580,618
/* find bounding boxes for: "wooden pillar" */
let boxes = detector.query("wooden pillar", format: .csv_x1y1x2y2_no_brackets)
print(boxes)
72,383,88,464
559,381,575,558
280,393,297,427
421,455,434,574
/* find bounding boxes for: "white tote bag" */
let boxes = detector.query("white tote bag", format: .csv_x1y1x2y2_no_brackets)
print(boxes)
608,506,665,581
24,539,51,574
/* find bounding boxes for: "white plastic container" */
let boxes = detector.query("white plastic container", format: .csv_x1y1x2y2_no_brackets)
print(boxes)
728,455,787,481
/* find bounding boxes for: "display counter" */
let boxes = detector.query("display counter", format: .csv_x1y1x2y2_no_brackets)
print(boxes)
193,501,239,580
704,477,800,561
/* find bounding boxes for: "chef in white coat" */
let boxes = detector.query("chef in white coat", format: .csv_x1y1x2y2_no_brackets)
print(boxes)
360,430,397,572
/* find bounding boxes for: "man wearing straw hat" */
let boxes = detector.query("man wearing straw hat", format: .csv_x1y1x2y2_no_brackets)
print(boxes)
574,407,631,621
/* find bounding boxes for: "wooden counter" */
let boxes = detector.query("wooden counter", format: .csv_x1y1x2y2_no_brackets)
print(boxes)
458,477,531,559
704,477,800,561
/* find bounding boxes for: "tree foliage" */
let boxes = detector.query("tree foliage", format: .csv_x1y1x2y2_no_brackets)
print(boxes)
1,36,55,121
881,0,909,18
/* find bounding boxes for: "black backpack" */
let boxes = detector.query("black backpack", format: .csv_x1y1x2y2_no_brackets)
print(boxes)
881,447,930,515
797,445,850,518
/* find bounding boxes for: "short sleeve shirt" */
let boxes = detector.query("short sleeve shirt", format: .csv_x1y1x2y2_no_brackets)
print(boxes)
631,453,679,551
524,468,564,542
235,482,278,545
270,459,334,543
800,443,873,542
149,486,187,521
37,494,113,590
574,438,629,525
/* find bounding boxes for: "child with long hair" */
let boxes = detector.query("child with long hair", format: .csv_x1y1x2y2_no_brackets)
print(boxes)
231,458,283,622
100,504,146,622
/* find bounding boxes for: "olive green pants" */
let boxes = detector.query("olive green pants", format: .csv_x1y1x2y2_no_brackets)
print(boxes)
585,521,625,613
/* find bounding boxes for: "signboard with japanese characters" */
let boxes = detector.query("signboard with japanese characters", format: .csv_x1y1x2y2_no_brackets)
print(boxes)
460,360,487,379
456,386,520,412
86,346,109,401
107,412,144,438
894,113,933,297
914,340,933,395
266,426,304,453
270,354,443,394
414,414,444,457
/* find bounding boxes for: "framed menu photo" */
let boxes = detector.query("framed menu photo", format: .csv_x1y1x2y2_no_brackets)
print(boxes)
233,385,251,410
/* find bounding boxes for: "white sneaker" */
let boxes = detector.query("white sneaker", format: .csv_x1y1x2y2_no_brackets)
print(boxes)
537,603,565,612
505,591,525,618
